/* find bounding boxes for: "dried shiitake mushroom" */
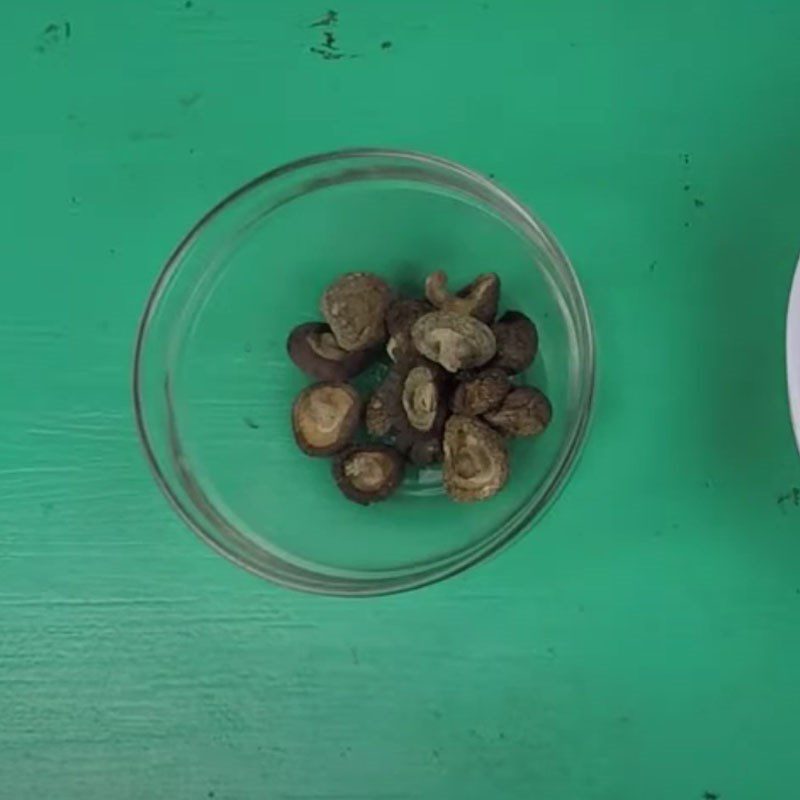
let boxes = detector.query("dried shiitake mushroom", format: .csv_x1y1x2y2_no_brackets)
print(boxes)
411,311,496,373
287,322,377,382
443,415,509,502
484,387,551,437
291,382,362,456
287,269,552,505
385,298,432,362
396,359,448,465
321,272,392,352
491,311,538,373
365,369,402,437
451,368,511,416
366,362,446,465
333,444,405,505
425,271,500,323
401,361,447,433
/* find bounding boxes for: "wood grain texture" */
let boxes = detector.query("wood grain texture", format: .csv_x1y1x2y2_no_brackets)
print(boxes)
3,1,800,798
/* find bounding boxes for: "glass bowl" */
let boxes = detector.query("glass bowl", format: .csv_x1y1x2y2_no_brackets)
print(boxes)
133,149,595,596
787,253,800,453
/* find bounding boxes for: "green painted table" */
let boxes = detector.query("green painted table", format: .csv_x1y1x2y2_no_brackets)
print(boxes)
3,2,800,798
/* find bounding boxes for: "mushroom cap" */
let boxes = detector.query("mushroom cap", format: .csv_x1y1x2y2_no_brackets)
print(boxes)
484,387,551,437
321,272,392,352
287,322,377,382
451,368,511,416
491,311,538,374
291,382,362,456
443,415,509,502
365,369,403,437
333,444,405,505
401,362,447,433
411,311,496,373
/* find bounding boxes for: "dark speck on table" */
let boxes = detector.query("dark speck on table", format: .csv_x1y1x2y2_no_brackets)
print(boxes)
310,9,338,27
36,21,71,53
777,487,800,511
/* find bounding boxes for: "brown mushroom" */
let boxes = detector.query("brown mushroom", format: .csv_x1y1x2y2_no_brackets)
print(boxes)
366,361,447,465
443,415,509,502
333,444,405,505
411,311,496,373
287,322,377,381
396,359,448,465
425,271,500,323
451,368,511,416
401,361,447,433
320,272,392,352
291,382,362,456
483,387,551,437
365,369,402,437
491,311,538,373
385,298,432,362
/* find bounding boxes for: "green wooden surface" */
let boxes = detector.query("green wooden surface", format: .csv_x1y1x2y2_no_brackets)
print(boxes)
2,1,800,798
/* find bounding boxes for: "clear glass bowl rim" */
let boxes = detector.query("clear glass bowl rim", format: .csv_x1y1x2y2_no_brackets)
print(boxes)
132,147,596,596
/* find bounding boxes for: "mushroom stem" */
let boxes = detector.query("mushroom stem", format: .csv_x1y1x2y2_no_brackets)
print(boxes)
424,271,500,323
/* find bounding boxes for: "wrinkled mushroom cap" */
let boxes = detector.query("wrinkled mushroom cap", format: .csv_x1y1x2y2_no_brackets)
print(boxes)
287,322,377,382
451,368,511,416
411,311,496,373
425,271,500,323
292,382,362,456
321,272,392,352
365,369,402,437
333,445,405,505
443,415,509,502
484,387,551,437
491,311,538,373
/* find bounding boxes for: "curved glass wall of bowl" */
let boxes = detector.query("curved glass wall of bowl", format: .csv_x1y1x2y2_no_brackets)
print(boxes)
134,150,595,595
787,252,800,453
